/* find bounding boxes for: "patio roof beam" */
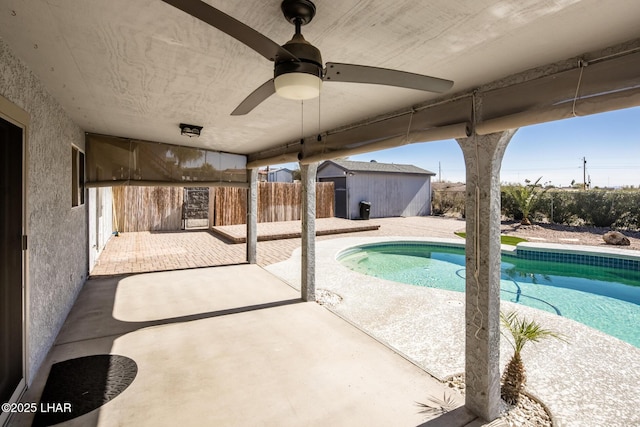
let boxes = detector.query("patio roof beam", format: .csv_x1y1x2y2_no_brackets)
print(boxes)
247,152,300,169
476,85,640,135
298,122,470,164
247,96,472,167
246,38,640,167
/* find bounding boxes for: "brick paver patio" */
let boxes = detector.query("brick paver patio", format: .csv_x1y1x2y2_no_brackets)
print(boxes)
211,217,381,242
90,217,466,276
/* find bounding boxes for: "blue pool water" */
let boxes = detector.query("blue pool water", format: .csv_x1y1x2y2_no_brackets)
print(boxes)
338,242,640,347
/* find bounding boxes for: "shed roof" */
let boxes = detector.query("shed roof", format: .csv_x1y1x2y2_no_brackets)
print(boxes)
320,160,435,175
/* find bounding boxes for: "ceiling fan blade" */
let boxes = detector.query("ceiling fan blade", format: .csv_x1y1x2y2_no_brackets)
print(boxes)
231,79,276,115
324,62,454,93
161,0,297,62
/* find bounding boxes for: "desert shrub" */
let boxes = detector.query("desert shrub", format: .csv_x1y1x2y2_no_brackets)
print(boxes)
574,190,623,227
486,185,638,229
538,191,577,225
611,191,640,230
432,190,465,216
501,188,523,221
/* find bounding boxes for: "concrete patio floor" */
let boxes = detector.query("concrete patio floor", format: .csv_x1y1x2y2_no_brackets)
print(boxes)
13,264,489,427
27,216,640,426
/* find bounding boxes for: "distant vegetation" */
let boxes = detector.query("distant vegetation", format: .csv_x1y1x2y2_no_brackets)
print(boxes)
431,182,466,217
503,187,640,229
432,181,640,230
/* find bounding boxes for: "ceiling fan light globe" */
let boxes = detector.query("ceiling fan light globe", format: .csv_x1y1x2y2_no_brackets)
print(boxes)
274,72,322,100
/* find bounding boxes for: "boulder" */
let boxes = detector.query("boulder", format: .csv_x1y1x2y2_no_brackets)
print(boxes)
603,231,630,246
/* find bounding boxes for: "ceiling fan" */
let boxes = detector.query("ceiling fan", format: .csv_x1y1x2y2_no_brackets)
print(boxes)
162,0,454,115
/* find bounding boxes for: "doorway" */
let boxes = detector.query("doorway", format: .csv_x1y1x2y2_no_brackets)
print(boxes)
319,177,347,218
0,116,25,416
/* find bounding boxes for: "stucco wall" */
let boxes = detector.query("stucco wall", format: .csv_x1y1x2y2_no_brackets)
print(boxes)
88,187,113,270
0,37,87,382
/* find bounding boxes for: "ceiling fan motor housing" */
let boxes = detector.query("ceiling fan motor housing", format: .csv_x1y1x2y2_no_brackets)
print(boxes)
274,1,322,99
275,33,323,79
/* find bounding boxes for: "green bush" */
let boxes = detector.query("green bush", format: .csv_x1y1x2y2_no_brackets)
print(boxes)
574,191,623,227
501,189,523,221
538,191,577,225
611,191,640,230
501,188,640,229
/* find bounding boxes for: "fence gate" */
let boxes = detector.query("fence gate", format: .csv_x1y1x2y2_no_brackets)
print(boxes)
183,187,209,229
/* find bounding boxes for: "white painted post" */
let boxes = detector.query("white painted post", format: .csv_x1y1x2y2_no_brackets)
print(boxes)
300,162,318,302
246,168,258,264
456,128,516,421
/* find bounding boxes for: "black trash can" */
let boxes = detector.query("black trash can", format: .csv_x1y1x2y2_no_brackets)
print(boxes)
359,201,371,220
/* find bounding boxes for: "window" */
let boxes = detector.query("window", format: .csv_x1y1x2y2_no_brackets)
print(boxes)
71,146,85,207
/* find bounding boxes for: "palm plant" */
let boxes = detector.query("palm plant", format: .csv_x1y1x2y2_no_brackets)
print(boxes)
504,177,548,225
500,311,566,405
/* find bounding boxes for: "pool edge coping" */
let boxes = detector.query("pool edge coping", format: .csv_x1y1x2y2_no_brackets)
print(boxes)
334,237,640,268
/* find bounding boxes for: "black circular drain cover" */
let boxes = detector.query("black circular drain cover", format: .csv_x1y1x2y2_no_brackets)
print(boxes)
32,354,137,426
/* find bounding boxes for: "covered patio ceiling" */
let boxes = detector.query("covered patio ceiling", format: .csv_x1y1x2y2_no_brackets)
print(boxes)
1,0,639,160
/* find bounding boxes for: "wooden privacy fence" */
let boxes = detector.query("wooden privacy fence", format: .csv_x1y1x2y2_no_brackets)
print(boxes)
212,181,334,226
113,186,183,232
212,187,245,227
113,182,334,231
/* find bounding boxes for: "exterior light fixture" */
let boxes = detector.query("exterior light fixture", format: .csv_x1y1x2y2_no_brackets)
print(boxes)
179,123,203,138
274,72,322,100
273,28,323,100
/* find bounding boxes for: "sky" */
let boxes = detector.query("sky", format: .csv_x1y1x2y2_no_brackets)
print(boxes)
278,106,640,188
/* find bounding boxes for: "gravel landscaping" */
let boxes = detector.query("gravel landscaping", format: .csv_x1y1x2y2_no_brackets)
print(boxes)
499,221,640,250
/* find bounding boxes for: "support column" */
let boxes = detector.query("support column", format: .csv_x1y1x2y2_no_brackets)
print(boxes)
456,129,516,421
300,162,318,302
246,168,258,264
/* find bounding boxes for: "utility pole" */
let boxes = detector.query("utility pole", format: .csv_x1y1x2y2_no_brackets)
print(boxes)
583,157,587,190
439,161,442,182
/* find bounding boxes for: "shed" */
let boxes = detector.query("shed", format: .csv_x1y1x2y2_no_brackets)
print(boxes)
317,160,435,219
267,168,294,183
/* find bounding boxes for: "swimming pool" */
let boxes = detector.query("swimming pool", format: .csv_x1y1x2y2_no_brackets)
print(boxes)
338,242,640,347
